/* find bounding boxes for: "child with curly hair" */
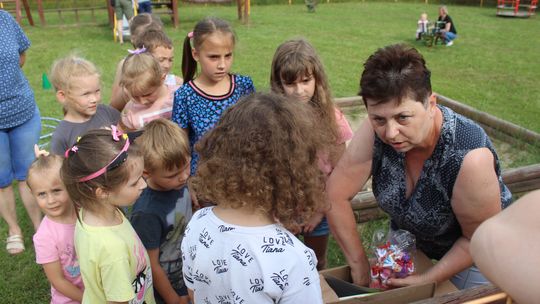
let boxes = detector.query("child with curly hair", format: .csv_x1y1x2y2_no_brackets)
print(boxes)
181,92,328,303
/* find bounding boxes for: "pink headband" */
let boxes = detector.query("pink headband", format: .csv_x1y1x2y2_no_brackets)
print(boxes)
188,31,194,38
78,126,131,182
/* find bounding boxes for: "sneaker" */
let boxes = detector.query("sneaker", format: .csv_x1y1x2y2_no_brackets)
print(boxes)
446,41,454,47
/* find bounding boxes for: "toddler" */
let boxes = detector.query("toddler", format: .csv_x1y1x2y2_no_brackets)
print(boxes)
120,50,174,131
62,128,154,303
416,13,429,40
270,38,353,270
181,92,327,303
172,17,255,176
131,118,191,304
49,55,120,155
30,146,84,303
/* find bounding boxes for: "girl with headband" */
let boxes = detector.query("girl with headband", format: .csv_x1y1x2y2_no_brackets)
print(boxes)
62,127,155,303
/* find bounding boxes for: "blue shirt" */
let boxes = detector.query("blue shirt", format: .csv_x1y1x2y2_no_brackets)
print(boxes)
0,10,36,129
172,74,255,174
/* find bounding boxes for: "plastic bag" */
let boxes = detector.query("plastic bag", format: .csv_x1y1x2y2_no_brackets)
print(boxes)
369,229,416,290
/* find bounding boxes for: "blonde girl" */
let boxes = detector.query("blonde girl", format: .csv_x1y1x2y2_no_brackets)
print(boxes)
49,55,120,156
270,38,353,270
119,50,174,131
172,17,255,177
62,128,154,303
29,147,84,303
182,92,328,303
110,13,164,111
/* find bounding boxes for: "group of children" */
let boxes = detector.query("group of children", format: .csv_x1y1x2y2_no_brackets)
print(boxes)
29,13,351,304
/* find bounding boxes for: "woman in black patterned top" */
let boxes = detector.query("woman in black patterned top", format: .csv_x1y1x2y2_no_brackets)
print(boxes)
326,44,511,290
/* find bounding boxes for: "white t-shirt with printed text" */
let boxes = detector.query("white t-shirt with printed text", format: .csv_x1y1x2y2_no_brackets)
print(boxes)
181,207,323,304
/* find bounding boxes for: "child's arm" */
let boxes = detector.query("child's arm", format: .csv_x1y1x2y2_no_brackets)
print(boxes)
148,248,183,304
42,261,83,302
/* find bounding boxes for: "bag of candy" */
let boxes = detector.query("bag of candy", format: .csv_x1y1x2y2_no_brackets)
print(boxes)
369,229,416,290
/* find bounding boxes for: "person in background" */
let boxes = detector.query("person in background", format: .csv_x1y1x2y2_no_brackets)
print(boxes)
438,5,457,46
114,0,135,44
471,190,540,304
416,13,429,40
0,10,43,255
137,0,152,14
326,44,511,288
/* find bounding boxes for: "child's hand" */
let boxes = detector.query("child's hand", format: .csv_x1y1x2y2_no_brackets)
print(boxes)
34,144,50,158
302,211,325,234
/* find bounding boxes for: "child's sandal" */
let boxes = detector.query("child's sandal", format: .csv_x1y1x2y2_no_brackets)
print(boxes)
6,234,25,255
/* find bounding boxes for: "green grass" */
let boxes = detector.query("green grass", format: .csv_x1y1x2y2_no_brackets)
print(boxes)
1,2,539,301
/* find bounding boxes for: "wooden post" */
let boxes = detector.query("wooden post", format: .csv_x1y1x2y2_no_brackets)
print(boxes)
106,0,115,28
37,0,46,25
171,0,179,28
21,0,33,25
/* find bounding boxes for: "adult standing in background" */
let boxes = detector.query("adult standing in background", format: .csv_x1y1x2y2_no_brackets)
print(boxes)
326,44,511,289
438,5,458,46
0,10,42,255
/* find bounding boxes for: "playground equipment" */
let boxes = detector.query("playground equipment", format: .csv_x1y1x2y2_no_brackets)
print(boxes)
112,0,137,42
0,0,34,25
497,0,537,17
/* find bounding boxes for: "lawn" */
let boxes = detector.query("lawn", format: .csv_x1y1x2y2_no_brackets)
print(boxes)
1,2,539,302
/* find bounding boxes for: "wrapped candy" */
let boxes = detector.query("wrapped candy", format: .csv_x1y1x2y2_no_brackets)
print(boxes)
369,229,415,290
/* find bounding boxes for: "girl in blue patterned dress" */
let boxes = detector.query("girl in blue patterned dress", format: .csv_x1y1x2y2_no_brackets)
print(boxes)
172,17,255,179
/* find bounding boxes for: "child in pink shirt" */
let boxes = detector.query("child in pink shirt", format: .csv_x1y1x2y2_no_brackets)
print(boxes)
30,147,83,304
119,50,179,131
270,38,353,271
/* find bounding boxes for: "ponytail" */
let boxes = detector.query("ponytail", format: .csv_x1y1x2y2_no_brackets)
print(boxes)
182,35,197,83
181,17,236,83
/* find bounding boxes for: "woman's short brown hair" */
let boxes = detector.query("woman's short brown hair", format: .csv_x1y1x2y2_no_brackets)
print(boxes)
190,92,332,229
359,44,432,106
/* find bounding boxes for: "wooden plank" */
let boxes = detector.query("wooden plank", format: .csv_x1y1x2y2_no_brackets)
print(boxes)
411,284,504,304
501,164,540,184
436,94,540,145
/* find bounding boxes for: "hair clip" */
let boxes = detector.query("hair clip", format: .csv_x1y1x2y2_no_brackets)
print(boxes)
127,47,147,55
187,31,194,39
111,125,122,141
64,145,78,158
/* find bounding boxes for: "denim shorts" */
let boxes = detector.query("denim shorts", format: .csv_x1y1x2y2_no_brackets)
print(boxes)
304,216,329,237
450,265,489,290
0,106,41,187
